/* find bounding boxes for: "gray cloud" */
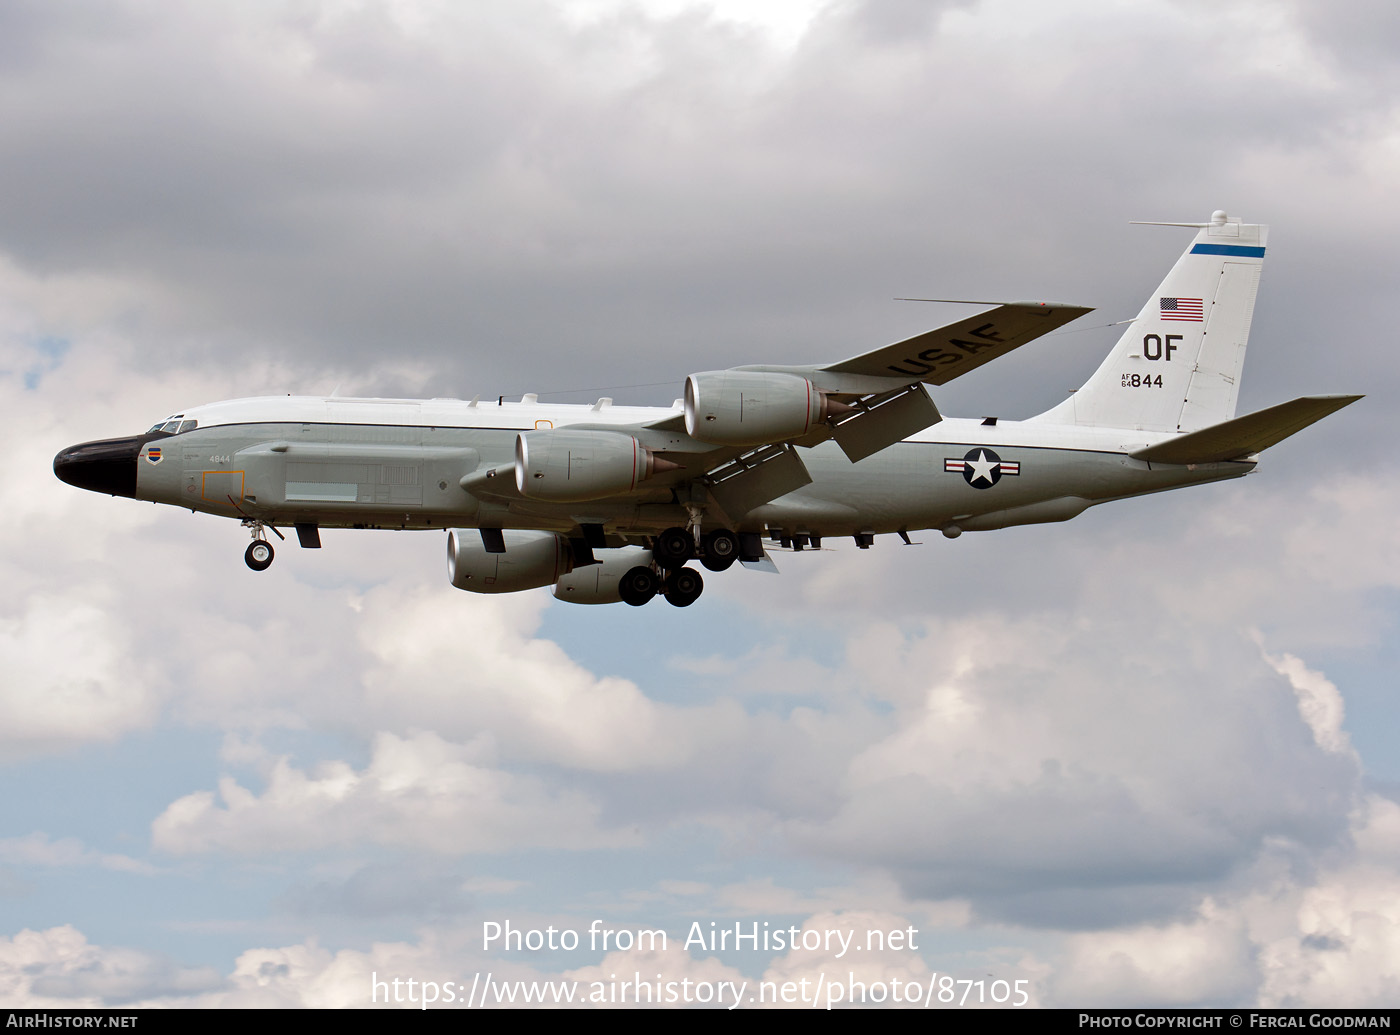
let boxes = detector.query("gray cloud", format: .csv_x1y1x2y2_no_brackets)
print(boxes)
0,0,1393,431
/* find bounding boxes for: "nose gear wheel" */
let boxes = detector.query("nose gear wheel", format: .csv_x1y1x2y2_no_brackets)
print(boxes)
245,539,274,571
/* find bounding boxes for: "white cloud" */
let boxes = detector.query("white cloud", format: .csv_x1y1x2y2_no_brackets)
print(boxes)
1041,794,1400,1007
1261,647,1353,757
1049,899,1259,1006
355,584,684,771
222,939,393,1009
0,926,221,1007
1257,796,1400,1007
0,833,155,875
0,924,429,1008
0,595,158,752
152,730,635,855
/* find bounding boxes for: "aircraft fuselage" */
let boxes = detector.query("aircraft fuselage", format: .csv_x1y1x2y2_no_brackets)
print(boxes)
61,395,1251,540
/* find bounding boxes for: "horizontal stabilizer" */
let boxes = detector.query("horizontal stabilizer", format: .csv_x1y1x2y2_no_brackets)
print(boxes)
1131,395,1362,465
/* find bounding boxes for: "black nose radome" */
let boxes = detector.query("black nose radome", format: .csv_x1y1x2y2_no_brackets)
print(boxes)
53,434,159,498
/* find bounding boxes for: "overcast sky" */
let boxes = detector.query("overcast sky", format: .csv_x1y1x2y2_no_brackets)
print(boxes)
2,0,1398,1009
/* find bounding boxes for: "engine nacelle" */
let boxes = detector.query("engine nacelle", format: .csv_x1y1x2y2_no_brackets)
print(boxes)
684,370,841,447
553,546,653,605
515,430,672,502
447,528,573,594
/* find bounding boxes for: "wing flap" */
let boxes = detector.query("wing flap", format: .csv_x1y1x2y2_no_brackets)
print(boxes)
1131,395,1363,465
707,444,813,520
830,383,941,462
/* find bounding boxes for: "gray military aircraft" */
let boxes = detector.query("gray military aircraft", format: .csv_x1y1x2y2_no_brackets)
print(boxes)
54,213,1359,607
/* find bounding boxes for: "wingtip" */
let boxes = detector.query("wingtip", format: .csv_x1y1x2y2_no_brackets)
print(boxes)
1303,393,1365,405
1007,300,1095,314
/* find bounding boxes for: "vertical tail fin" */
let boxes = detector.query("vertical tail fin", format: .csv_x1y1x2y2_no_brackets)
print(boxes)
1033,211,1268,432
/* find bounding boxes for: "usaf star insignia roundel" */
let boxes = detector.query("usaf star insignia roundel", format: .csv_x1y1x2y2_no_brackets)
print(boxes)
944,447,1020,489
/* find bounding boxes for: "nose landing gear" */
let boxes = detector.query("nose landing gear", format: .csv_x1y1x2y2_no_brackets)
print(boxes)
244,539,274,571
241,518,284,571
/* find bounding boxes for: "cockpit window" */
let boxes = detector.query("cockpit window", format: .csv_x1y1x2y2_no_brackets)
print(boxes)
147,414,192,435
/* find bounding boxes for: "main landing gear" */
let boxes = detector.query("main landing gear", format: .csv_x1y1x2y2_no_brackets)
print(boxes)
618,560,706,608
620,525,738,607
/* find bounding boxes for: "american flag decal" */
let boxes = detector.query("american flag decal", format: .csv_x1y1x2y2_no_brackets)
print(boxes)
1160,297,1204,322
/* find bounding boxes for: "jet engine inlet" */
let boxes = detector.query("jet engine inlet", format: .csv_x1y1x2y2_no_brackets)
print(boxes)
514,430,678,502
684,371,843,447
447,529,573,593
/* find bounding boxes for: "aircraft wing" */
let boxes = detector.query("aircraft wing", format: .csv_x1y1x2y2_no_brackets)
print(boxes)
819,302,1093,385
473,303,1096,525
689,301,1092,465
